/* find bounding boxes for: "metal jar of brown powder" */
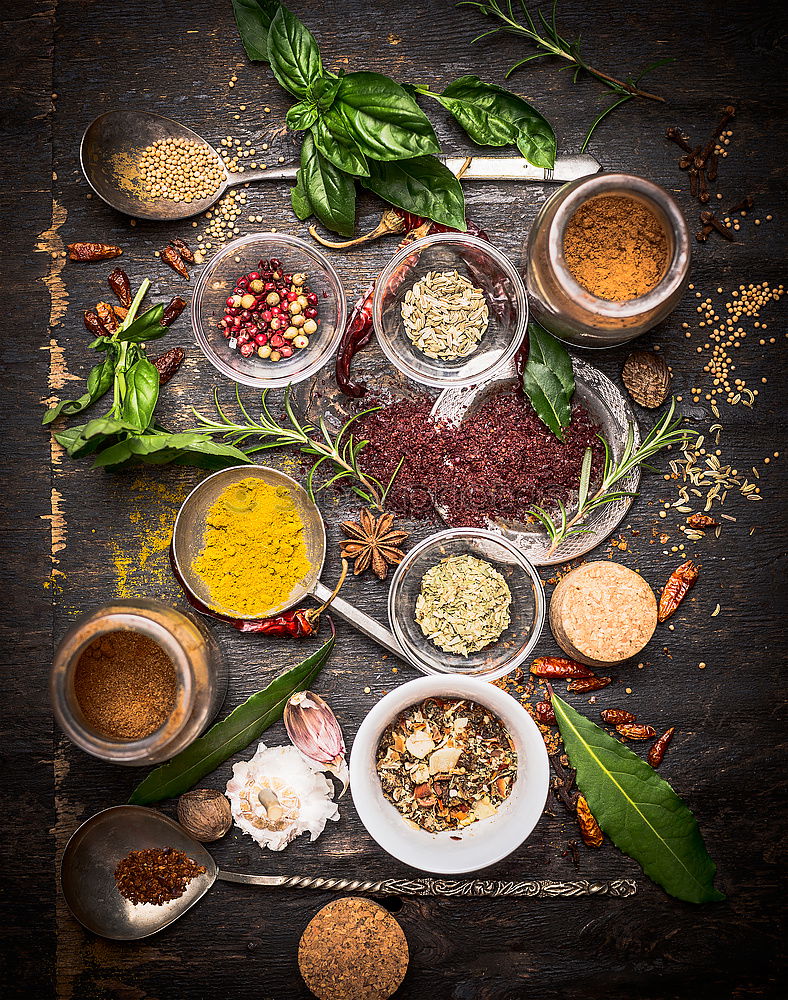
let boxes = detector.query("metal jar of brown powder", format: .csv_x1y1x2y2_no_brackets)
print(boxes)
50,599,227,765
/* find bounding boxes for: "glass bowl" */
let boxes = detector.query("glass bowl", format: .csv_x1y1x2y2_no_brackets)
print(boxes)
372,233,528,389
387,528,545,681
192,233,347,388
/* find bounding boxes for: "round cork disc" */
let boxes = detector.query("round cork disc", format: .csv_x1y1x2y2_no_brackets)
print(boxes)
549,561,657,666
298,897,409,1000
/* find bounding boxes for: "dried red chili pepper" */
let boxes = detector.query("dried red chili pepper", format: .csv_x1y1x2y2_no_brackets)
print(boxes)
616,723,657,741
83,310,108,338
161,245,190,279
152,347,185,386
576,795,603,848
160,296,187,327
566,676,612,692
600,709,637,725
647,727,675,767
686,513,718,530
108,268,132,308
534,701,556,725
96,301,119,334
169,237,195,263
530,656,595,679
68,242,122,262
114,305,128,322
658,559,699,622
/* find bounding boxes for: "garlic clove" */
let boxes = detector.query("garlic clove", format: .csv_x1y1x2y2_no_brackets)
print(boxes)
284,690,349,796
405,731,435,759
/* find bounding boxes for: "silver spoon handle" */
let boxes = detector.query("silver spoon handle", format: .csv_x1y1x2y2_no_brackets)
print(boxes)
217,871,637,898
310,581,406,659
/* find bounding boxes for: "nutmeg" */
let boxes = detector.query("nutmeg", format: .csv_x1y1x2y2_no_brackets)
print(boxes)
177,788,232,842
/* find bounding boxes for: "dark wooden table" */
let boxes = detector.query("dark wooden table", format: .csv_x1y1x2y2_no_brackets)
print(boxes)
2,1,786,997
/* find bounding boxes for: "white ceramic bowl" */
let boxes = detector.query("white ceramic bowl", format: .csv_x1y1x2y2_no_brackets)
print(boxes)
349,675,549,874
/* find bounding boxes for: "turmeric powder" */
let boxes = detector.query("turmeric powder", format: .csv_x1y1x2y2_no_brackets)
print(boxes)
192,477,311,617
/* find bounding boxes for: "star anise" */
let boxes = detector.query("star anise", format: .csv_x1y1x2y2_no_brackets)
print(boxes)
339,509,409,580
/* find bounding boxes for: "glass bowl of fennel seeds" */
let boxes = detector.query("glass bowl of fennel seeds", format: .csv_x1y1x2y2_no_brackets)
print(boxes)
387,528,545,681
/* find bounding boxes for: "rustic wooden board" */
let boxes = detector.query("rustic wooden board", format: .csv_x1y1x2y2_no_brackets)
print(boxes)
2,0,786,997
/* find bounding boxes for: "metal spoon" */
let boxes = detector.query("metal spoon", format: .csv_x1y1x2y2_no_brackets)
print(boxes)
80,109,601,222
61,806,636,940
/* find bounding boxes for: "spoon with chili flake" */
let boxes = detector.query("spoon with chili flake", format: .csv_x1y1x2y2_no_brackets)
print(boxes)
62,805,637,940
80,109,601,222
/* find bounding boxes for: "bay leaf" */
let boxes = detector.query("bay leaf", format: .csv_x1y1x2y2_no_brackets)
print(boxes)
128,636,335,805
522,360,571,441
553,694,724,903
527,320,574,396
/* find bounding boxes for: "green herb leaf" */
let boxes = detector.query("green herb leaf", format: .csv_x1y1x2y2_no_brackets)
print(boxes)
300,132,356,236
230,0,279,61
286,100,319,131
436,75,555,168
55,416,138,458
291,166,313,220
522,360,570,440
91,432,251,471
312,113,369,177
336,72,440,161
267,4,322,98
527,320,574,395
121,357,160,432
552,695,724,904
115,304,166,343
361,155,466,230
128,636,335,804
308,73,342,111
42,355,115,425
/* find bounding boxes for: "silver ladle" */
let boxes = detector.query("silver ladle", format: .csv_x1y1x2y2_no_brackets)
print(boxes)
61,806,637,940
80,110,601,222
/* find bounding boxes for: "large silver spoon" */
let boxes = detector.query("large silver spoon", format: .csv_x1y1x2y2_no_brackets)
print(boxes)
80,110,601,222
61,806,636,940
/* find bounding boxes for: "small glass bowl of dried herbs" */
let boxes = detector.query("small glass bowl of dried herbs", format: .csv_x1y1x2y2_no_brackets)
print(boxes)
387,528,545,681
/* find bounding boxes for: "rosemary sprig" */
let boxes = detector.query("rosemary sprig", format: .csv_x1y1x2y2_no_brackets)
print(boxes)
461,0,673,149
530,399,689,556
194,387,402,512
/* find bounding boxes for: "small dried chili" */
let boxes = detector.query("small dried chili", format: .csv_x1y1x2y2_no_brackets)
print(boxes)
84,310,108,338
161,245,190,279
566,676,611,692
647,727,675,767
68,241,122,262
152,347,185,386
236,607,320,637
534,701,556,725
108,268,132,308
96,301,119,334
600,709,637,725
686,513,718,531
161,295,187,327
658,559,699,622
616,723,657,741
576,795,604,848
169,236,195,263
530,656,595,679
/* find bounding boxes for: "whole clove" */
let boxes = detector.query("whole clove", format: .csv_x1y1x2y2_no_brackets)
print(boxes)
696,105,736,167
700,210,735,242
679,146,700,171
665,127,693,154
727,195,754,215
698,170,710,204
706,152,719,182
689,168,699,198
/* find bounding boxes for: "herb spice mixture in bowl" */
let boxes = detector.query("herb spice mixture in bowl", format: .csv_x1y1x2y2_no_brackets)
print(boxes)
192,233,347,388
388,529,545,681
372,233,528,388
350,675,549,873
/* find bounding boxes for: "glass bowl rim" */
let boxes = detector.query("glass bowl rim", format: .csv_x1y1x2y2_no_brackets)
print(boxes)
387,526,546,681
191,231,348,389
371,232,529,389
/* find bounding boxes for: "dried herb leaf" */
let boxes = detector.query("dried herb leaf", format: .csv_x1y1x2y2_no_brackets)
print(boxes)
522,321,575,440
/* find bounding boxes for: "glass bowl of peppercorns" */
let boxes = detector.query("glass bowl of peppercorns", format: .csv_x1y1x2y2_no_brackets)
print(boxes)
192,233,347,388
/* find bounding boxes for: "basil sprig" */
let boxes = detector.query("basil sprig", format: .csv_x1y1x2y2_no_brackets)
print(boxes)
231,2,556,235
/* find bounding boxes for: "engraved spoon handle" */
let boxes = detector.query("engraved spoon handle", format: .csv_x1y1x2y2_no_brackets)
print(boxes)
217,872,637,898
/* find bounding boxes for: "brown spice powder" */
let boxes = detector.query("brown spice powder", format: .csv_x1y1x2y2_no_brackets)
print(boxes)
73,631,177,741
563,195,668,302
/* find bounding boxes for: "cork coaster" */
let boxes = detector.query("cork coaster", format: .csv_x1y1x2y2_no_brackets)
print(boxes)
298,897,409,1000
549,561,657,667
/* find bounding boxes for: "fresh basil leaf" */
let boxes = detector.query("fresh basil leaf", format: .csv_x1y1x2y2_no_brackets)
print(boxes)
92,432,251,471
312,113,369,177
527,320,574,396
116,304,166,343
553,695,724,904
300,132,356,237
439,75,555,169
291,167,313,220
56,416,137,458
286,100,319,131
308,73,342,112
230,0,279,61
267,4,322,98
362,156,466,230
522,360,571,440
128,636,335,804
336,72,439,160
42,355,115,425
122,357,160,432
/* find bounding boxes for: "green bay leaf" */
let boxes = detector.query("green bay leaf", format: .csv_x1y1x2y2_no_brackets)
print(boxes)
527,320,574,395
522,359,571,440
128,636,335,804
553,695,724,904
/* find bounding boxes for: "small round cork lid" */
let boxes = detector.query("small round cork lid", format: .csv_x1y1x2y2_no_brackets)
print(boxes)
549,561,657,666
298,897,409,1000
